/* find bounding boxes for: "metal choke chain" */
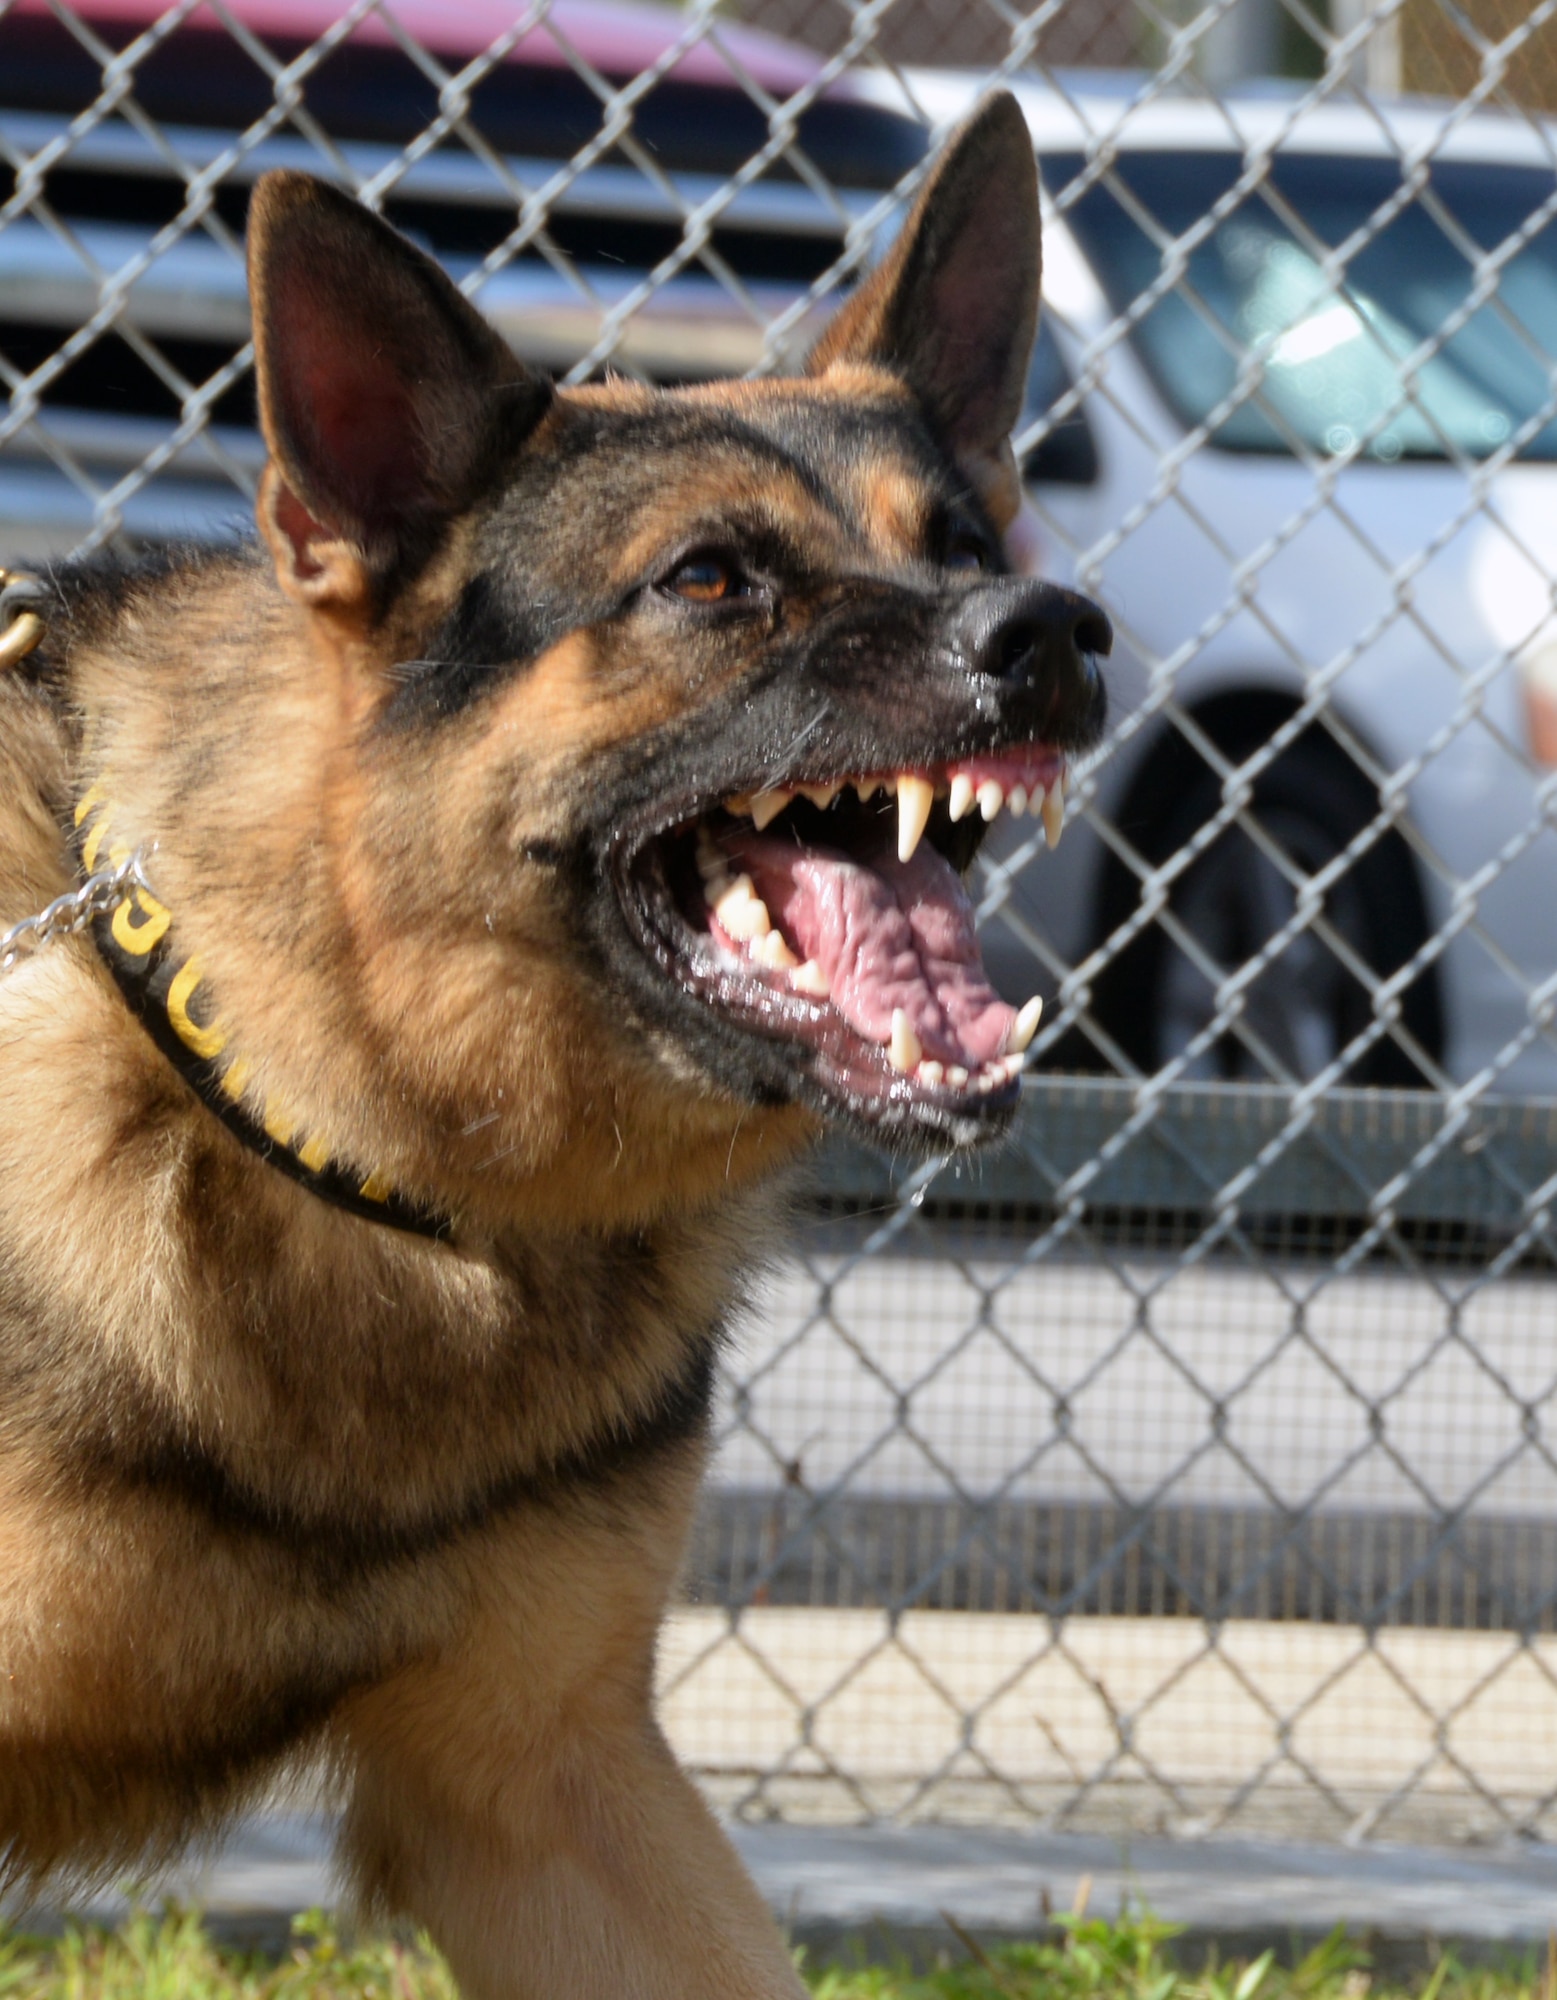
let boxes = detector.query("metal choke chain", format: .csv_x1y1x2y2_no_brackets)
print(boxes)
0,852,147,976
0,564,144,976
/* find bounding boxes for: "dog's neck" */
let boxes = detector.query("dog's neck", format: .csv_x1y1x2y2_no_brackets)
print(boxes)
74,774,449,1237
57,553,816,1238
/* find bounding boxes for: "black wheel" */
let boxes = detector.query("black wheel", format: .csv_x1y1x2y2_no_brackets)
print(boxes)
1090,713,1442,1087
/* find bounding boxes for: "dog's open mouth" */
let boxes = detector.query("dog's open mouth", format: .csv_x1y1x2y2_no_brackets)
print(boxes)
620,743,1065,1132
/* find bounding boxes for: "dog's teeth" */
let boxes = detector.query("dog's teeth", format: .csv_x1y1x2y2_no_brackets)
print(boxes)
1041,777,1065,848
754,929,799,969
1003,1052,1027,1079
853,778,880,803
880,776,898,796
749,789,792,831
791,959,831,998
715,875,771,940
724,793,752,816
701,869,733,906
1007,783,1028,818
896,774,934,863
888,1008,922,1074
799,782,841,809
947,1065,969,1088
948,773,976,822
977,779,1004,822
1006,995,1043,1055
918,1059,945,1085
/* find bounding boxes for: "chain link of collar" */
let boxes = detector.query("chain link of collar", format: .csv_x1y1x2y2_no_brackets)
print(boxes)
0,569,153,979
0,851,151,976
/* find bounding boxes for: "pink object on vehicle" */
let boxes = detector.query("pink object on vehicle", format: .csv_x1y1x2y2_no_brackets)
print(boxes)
2,0,868,99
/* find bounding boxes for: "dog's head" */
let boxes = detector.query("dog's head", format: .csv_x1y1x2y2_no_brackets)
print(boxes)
238,93,1107,1221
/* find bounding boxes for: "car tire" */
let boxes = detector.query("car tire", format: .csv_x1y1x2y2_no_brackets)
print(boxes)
1089,720,1442,1087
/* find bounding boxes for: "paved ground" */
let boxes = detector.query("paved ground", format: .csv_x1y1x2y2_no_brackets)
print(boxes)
29,1812,1557,1963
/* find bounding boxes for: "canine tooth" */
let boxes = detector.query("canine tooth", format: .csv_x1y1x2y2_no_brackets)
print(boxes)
800,782,841,809
948,773,976,822
715,875,771,940
1003,1053,1027,1079
947,1065,969,1088
918,1060,945,1085
754,929,799,969
1006,995,1043,1054
888,1008,922,1074
896,774,935,863
1008,784,1028,817
1041,777,1065,848
749,789,791,831
977,779,1004,821
792,959,831,998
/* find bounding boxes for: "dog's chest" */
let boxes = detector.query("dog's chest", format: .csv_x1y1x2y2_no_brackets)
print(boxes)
0,1118,751,1567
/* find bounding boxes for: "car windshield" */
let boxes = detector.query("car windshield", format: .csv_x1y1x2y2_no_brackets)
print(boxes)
1046,148,1557,461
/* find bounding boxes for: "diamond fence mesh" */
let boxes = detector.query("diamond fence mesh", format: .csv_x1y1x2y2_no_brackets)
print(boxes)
10,0,1557,1850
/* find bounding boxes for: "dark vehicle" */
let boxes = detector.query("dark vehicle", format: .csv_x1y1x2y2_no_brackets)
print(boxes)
0,0,926,551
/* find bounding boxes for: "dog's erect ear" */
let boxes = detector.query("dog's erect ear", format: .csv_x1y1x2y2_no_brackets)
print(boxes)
807,92,1039,528
247,171,552,611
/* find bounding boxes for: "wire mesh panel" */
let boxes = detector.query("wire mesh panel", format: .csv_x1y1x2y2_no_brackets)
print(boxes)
9,0,1557,1848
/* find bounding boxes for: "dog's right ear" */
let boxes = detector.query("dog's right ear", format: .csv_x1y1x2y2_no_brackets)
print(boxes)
806,93,1039,531
247,171,552,615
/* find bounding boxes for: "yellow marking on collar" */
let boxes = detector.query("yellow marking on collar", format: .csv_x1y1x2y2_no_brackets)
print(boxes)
111,885,171,957
74,781,108,831
80,804,111,874
296,1133,331,1174
167,955,227,1062
358,1170,393,1204
262,1097,297,1148
220,1054,254,1102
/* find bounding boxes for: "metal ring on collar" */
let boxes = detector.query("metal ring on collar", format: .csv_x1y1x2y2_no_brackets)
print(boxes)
0,568,47,671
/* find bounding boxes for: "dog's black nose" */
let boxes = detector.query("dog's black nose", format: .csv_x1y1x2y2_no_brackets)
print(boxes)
949,579,1112,684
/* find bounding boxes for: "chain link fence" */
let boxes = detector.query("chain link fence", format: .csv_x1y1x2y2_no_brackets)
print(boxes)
10,0,1557,1853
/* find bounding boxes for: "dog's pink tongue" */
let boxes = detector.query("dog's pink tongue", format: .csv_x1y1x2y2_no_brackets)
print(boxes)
730,835,1015,1067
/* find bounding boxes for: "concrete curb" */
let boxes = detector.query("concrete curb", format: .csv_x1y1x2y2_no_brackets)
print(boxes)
16,1816,1557,1964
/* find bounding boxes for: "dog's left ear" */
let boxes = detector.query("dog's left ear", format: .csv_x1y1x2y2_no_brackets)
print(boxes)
247,170,552,615
807,92,1039,529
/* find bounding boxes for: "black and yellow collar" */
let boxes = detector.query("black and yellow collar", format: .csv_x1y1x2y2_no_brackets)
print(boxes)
75,781,450,1241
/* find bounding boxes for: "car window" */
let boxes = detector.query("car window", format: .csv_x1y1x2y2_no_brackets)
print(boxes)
1044,149,1557,462
1021,322,1099,485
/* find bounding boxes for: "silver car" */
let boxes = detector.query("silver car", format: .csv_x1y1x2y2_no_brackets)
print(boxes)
899,69,1557,1098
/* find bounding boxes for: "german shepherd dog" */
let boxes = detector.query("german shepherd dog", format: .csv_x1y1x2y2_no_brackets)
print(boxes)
0,91,1106,1998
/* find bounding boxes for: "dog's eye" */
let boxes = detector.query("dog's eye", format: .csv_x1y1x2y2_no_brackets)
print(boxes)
664,552,745,603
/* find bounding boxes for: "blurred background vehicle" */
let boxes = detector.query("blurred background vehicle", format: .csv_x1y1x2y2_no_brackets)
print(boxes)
889,70,1557,1101
0,0,923,548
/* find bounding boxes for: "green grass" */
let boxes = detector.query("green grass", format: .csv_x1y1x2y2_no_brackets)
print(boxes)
0,1905,1549,2000
0,1909,455,1999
